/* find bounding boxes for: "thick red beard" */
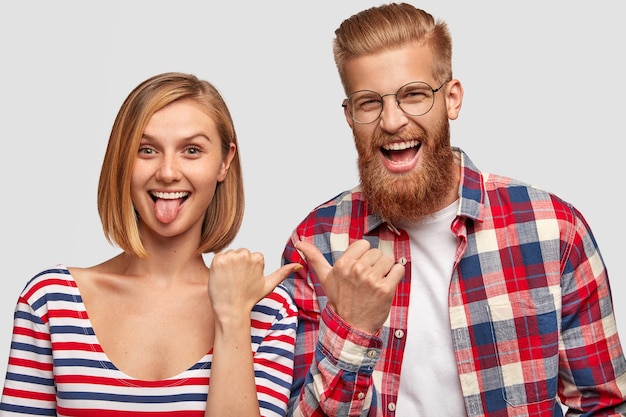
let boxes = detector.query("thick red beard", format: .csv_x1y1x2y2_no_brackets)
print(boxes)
357,118,456,224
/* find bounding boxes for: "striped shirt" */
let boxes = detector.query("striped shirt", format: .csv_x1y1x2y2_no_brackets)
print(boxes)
0,266,297,416
282,148,626,417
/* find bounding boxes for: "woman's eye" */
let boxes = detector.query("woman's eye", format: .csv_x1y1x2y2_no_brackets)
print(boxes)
185,146,201,155
138,147,154,155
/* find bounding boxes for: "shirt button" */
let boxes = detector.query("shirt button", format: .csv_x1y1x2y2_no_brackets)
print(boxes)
394,329,404,339
387,402,396,412
366,350,378,359
357,392,365,400
398,257,407,265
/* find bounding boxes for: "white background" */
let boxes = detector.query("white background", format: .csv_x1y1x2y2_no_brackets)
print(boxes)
1,1,624,389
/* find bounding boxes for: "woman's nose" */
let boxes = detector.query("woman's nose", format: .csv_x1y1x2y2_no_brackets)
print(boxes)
155,155,182,182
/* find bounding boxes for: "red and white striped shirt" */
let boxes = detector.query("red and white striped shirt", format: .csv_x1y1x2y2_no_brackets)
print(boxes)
1,266,297,416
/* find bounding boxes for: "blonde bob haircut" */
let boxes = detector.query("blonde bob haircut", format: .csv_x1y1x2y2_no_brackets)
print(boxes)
333,2,453,94
97,72,244,258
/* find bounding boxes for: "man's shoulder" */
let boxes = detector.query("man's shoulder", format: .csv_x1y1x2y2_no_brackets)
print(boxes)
294,185,372,237
308,185,364,216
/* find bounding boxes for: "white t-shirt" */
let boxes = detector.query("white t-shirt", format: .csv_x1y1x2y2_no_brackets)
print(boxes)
395,200,467,416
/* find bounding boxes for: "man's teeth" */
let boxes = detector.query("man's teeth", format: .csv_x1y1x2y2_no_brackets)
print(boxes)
382,140,419,151
152,191,189,200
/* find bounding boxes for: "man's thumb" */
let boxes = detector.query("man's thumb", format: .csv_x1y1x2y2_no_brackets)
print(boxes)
295,240,332,282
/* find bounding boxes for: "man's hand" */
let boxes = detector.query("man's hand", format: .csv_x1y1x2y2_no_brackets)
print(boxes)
296,239,404,335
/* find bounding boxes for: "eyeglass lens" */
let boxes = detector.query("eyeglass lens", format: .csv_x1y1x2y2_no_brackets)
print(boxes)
346,81,437,124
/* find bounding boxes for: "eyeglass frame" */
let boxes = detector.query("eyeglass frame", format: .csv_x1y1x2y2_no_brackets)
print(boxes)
341,80,449,124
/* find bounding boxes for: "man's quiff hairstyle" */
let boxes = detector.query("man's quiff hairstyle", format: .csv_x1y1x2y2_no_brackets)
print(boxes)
333,2,453,93
97,72,244,258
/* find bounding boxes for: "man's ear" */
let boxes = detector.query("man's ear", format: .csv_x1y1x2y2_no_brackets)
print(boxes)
343,102,355,129
445,79,464,120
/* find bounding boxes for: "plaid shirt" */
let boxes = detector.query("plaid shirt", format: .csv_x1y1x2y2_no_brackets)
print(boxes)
282,148,626,417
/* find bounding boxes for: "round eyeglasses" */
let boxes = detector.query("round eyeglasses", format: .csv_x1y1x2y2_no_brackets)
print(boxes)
342,80,448,124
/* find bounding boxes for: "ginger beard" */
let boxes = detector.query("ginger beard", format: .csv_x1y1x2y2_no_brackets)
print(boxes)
355,117,456,224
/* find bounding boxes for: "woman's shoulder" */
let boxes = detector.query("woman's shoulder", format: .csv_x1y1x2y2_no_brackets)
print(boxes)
16,265,82,318
21,265,76,295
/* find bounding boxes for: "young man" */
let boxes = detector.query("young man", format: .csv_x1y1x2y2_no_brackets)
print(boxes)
282,3,626,416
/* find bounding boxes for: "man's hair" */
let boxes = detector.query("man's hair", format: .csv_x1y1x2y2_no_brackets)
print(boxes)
97,72,244,258
333,2,453,93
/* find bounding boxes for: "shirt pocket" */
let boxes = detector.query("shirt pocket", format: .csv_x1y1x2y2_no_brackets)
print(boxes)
486,297,560,408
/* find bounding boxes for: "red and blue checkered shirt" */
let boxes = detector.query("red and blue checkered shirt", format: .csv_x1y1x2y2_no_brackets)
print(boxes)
282,149,626,417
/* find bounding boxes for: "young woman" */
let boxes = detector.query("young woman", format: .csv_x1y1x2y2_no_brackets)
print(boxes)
0,72,299,417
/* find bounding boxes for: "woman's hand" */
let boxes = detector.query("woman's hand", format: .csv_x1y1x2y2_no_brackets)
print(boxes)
208,248,300,321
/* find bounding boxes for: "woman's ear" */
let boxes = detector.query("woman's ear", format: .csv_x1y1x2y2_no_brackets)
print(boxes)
217,142,236,182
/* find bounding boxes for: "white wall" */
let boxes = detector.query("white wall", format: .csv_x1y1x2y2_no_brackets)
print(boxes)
1,1,624,389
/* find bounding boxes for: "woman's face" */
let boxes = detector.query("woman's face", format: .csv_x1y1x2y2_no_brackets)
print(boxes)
130,99,235,242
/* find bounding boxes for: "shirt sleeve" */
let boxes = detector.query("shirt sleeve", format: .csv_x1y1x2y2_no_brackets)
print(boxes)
558,206,626,415
283,234,383,417
252,285,299,417
0,293,57,415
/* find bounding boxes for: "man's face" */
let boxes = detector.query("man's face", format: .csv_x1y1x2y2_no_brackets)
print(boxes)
342,42,462,224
